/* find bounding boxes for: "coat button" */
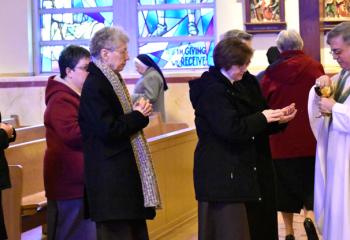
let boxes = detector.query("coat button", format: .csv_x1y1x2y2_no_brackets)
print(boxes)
230,172,234,179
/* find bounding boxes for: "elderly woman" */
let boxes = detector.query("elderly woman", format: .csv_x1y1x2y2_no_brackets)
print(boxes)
43,45,96,240
260,30,324,240
132,54,168,121
189,38,297,240
78,26,161,240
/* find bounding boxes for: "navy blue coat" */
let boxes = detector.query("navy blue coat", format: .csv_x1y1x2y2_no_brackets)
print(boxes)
79,62,155,222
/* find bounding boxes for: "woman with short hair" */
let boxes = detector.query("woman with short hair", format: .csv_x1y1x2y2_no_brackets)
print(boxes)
261,29,324,240
189,37,297,240
79,26,160,240
44,45,96,240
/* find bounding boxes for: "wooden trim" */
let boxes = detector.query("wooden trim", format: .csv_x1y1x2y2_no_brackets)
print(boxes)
0,76,200,88
299,0,320,61
0,81,47,88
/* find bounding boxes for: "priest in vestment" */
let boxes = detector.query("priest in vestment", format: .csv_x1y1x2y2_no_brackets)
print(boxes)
308,21,350,240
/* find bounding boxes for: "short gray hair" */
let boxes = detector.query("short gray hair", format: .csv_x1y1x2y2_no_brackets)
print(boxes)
89,26,129,59
221,29,253,41
327,21,350,45
276,29,304,52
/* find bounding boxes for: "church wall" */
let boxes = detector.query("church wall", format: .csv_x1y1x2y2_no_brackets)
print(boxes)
0,0,342,126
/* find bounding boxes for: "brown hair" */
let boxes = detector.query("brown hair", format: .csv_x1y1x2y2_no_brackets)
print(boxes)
327,21,350,45
213,38,253,70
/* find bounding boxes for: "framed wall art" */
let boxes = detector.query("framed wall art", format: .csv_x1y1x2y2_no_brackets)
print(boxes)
320,0,350,31
244,0,286,34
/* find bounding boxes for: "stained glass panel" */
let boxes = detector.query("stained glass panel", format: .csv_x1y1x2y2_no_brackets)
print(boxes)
40,0,112,9
40,12,112,41
139,41,214,69
41,45,89,72
138,8,213,37
138,0,214,5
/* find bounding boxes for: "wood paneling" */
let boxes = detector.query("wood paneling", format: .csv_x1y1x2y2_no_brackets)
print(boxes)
299,0,321,61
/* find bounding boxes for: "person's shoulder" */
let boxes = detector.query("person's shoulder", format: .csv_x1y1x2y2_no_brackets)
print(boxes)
145,67,162,79
84,70,110,90
243,71,259,84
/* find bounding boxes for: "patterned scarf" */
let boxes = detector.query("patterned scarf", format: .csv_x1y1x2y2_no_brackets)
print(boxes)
333,69,350,104
94,59,161,208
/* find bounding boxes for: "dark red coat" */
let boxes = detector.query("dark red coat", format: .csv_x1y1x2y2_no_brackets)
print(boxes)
44,76,84,200
260,50,325,159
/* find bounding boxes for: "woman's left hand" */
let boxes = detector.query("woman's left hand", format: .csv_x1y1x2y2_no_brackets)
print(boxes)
279,103,297,124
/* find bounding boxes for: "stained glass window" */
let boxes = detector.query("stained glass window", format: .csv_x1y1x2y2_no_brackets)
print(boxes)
139,41,214,69
137,0,215,69
40,13,112,41
37,0,216,73
138,8,214,37
138,0,214,5
38,0,114,73
40,0,112,9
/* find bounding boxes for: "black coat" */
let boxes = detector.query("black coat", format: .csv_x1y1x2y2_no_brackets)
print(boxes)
0,128,15,190
79,62,155,222
0,116,16,239
189,67,284,239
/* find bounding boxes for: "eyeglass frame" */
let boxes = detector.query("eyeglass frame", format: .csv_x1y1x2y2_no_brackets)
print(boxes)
73,65,89,71
329,44,350,57
106,47,128,56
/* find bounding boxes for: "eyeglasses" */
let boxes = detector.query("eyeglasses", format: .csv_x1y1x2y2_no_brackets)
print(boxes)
108,48,128,55
74,65,89,71
329,48,343,56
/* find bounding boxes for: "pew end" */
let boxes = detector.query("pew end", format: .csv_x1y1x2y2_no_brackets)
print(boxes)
2,165,23,240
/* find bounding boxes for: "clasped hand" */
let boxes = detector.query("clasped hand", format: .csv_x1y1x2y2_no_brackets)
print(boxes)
133,97,153,117
0,122,14,139
262,103,297,123
318,97,335,114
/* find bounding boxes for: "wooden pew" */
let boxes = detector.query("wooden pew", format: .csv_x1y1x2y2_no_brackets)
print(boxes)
12,124,45,145
5,139,47,233
3,122,193,238
147,128,197,239
2,165,23,240
144,112,189,138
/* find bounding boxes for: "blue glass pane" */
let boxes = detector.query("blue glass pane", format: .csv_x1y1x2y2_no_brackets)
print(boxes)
40,0,112,9
138,8,213,37
41,45,89,72
40,12,112,41
41,46,64,72
138,0,214,5
139,41,214,69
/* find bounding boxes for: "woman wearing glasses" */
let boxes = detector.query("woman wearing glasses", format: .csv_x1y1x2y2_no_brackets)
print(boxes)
44,45,96,240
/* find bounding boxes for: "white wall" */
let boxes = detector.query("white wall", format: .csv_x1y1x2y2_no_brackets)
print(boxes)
0,0,33,76
0,0,331,76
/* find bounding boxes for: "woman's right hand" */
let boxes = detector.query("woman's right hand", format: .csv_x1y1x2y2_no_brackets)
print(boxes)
133,97,153,117
0,123,14,138
262,109,283,123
